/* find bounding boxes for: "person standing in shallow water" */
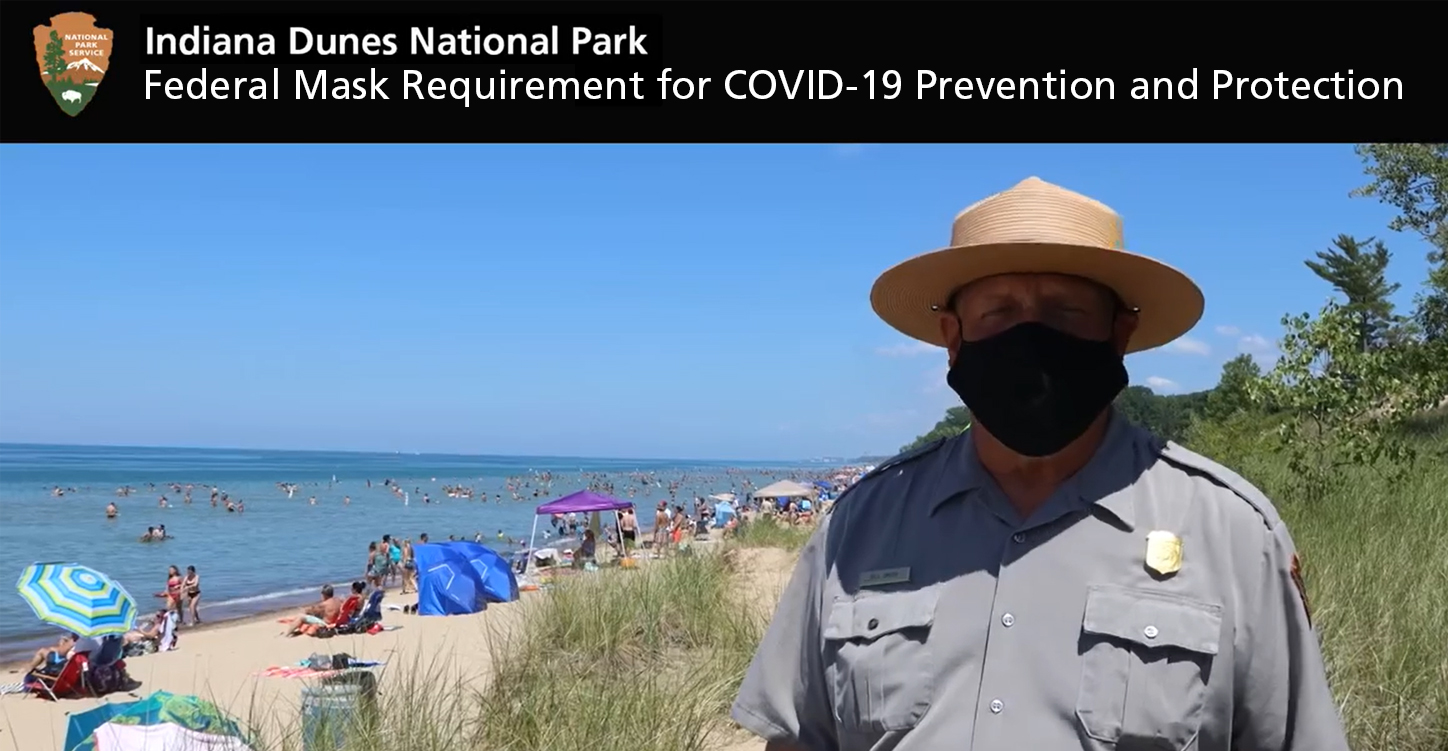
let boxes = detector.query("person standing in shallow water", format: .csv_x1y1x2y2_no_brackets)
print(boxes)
182,565,202,625
400,538,416,594
161,565,183,624
731,177,1348,751
364,542,383,590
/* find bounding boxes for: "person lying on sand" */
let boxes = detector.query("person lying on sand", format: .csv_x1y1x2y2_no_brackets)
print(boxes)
281,585,341,637
123,610,168,646
125,613,161,643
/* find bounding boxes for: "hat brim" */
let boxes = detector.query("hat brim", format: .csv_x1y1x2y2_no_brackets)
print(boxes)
870,243,1204,354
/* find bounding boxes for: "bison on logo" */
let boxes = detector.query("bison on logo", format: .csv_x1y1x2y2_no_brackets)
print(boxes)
32,12,113,117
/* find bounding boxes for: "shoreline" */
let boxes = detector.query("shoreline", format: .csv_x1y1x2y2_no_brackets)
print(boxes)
0,596,331,674
0,578,372,667
4,528,624,663
2,477,848,664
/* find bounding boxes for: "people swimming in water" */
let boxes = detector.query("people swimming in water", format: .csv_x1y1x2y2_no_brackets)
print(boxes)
106,502,118,519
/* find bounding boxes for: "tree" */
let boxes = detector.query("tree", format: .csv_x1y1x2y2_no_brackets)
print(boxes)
1251,301,1441,502
898,406,970,453
1354,143,1448,343
43,31,66,82
1114,385,1209,442
1203,354,1262,421
1303,234,1400,352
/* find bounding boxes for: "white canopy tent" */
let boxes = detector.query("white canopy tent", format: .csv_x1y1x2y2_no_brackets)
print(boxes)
751,480,816,499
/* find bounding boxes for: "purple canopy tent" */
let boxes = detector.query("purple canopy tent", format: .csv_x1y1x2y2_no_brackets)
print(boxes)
528,490,635,562
536,490,634,515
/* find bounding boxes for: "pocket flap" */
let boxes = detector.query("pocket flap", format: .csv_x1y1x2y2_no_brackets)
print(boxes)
1082,585,1222,655
824,591,937,641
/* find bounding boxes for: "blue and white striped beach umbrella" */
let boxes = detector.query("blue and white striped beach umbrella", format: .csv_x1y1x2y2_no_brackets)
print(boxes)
16,562,138,637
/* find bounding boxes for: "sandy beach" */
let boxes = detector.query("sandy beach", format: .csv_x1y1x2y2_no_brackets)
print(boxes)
0,543,795,751
0,599,517,750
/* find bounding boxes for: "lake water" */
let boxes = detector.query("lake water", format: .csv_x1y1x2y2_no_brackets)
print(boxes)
0,443,828,660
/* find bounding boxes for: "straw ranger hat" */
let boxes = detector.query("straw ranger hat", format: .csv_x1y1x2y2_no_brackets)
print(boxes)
870,177,1204,354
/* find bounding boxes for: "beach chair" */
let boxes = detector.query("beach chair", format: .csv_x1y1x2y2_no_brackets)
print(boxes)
81,636,131,696
26,652,88,700
336,590,385,635
311,595,362,639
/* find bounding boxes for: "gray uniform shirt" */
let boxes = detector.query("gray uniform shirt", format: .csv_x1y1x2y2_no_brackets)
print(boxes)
731,413,1349,751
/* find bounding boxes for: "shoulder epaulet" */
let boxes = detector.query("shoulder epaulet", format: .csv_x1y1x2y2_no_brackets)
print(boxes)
1156,440,1281,528
827,437,950,515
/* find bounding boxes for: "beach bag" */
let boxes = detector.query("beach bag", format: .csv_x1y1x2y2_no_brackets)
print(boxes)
307,652,354,670
305,653,333,670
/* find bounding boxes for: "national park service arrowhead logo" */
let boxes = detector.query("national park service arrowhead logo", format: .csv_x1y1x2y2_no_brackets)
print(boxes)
32,12,113,117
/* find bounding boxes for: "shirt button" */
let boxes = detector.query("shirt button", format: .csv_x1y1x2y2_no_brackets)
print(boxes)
867,618,879,630
1143,625,1159,639
989,699,1004,714
1012,533,1026,544
1001,613,1015,627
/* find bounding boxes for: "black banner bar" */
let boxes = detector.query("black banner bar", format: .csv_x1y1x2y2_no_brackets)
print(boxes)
3,1,1442,143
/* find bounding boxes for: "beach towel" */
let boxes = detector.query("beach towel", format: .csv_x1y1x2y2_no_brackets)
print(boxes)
253,661,385,679
93,720,254,751
0,682,26,695
157,611,179,652
253,666,343,679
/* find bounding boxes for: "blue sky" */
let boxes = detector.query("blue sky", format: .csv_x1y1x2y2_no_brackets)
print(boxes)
0,144,1434,461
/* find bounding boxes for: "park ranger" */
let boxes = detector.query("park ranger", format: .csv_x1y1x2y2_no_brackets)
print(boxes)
731,177,1350,751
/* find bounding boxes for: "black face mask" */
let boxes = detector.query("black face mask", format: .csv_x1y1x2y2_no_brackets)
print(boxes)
946,322,1127,458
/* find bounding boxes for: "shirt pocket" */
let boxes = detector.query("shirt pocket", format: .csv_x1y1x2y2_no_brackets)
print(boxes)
822,588,939,733
1075,585,1222,751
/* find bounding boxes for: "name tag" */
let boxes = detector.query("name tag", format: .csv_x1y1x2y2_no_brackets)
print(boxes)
860,567,910,588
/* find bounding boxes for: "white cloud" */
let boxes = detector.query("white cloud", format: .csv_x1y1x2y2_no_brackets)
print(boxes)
831,144,866,157
1238,334,1275,354
1237,334,1280,367
1145,376,1180,393
1214,325,1241,337
875,340,939,357
1165,336,1211,356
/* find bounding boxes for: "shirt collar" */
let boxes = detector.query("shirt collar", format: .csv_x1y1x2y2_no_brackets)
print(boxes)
1074,410,1138,531
927,409,1139,531
925,429,989,516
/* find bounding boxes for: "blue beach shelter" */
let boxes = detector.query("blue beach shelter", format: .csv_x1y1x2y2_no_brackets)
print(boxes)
412,543,488,616
713,502,736,528
441,541,519,603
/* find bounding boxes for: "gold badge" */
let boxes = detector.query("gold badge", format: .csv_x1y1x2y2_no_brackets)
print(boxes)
1144,530,1182,576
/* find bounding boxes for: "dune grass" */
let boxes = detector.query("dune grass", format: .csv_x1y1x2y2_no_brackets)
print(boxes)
473,551,765,751
1190,414,1448,751
731,513,815,551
